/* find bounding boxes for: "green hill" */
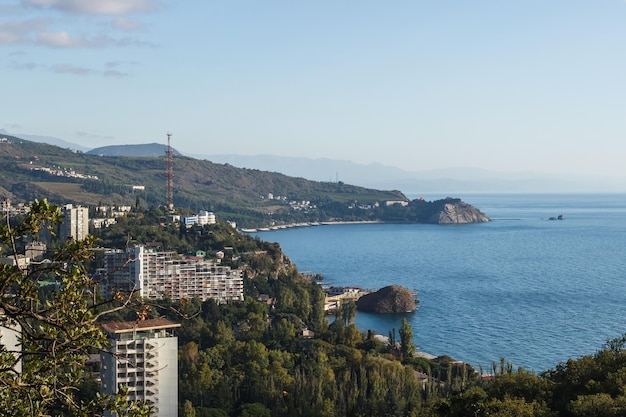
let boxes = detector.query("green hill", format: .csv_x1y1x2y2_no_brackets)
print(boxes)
87,143,183,157
0,135,408,227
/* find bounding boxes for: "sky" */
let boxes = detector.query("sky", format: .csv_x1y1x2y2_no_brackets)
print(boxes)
2,0,626,177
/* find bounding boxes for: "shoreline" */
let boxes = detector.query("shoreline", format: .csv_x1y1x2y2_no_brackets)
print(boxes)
241,220,386,233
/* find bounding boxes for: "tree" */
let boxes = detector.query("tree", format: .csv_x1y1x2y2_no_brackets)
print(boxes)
341,300,356,327
0,199,150,416
399,318,416,360
238,402,270,417
183,400,197,417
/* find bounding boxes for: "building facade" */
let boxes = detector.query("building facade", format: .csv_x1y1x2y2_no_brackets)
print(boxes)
0,312,22,373
196,211,216,226
59,204,89,241
102,246,244,303
100,318,180,417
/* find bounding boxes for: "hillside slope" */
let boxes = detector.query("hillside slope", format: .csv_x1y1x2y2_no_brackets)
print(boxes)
87,143,183,157
0,135,408,227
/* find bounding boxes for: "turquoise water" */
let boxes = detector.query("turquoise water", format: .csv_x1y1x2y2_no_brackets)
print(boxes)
254,194,626,372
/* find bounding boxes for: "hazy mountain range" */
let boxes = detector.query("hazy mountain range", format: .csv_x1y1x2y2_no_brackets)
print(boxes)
190,154,626,194
4,129,624,194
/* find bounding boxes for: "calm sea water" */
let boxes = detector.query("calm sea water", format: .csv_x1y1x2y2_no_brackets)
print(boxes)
254,193,626,372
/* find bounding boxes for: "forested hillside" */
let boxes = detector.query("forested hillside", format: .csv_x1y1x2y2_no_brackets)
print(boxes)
95,213,626,417
0,135,407,227
0,135,491,228
2,201,625,416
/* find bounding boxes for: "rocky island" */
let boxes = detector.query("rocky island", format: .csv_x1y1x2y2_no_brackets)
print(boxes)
356,285,418,314
424,198,490,224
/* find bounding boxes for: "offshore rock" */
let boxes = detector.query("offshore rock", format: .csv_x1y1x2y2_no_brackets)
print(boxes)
356,285,417,314
425,198,490,224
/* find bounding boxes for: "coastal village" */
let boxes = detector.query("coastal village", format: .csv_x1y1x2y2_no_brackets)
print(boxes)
0,136,496,416
1,198,412,313
0,197,427,416
0,142,618,417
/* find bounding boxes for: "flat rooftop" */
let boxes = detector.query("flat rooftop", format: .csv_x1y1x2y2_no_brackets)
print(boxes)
101,317,181,334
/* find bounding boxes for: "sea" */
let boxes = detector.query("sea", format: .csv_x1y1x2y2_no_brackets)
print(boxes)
253,193,626,373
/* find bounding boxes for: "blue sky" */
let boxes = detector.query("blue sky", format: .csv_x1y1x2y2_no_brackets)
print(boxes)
2,0,626,177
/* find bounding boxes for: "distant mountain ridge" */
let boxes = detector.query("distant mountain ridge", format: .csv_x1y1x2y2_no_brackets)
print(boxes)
0,129,91,152
194,154,626,194
3,133,624,193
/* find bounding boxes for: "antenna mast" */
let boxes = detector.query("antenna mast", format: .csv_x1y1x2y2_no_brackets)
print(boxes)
166,132,174,210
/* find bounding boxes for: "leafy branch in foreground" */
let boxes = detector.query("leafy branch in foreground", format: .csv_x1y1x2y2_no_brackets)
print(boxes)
0,199,150,417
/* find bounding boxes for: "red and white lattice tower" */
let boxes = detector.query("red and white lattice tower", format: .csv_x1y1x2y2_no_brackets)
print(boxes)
165,132,174,210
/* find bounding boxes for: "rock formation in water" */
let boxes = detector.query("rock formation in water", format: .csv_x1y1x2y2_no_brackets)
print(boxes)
418,197,490,224
356,285,417,314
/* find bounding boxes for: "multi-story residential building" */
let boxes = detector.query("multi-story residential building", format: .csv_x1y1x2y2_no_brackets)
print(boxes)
181,211,216,227
100,318,180,417
1,199,29,216
182,215,197,227
59,204,89,241
196,211,216,226
91,218,118,229
102,246,244,303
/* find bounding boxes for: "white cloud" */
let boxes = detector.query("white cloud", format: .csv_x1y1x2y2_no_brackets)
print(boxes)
111,17,143,31
8,60,44,71
36,30,89,47
0,19,49,45
35,30,154,48
8,58,131,77
0,31,23,44
2,3,156,49
22,0,157,15
52,63,94,74
75,131,115,139
104,69,128,77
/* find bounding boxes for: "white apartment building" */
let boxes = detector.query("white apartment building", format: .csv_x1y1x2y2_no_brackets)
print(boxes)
59,204,89,241
100,318,180,417
196,211,216,226
181,211,216,227
102,246,244,303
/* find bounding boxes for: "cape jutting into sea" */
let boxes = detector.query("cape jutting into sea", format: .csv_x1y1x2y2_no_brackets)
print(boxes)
254,193,626,372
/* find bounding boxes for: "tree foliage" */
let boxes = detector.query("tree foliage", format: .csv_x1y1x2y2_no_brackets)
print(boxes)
400,318,416,360
0,199,150,416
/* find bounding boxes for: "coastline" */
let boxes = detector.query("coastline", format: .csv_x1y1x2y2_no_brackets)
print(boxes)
242,220,385,233
320,220,385,225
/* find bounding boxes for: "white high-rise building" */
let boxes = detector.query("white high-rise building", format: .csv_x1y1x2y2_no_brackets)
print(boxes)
102,246,244,303
100,318,180,417
59,204,89,241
